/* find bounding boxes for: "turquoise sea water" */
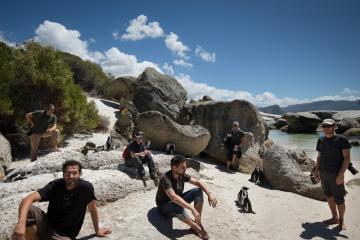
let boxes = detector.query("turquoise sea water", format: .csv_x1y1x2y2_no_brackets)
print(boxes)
269,130,360,161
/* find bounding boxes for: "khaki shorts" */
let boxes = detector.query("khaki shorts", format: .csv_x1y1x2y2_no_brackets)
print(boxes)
26,206,72,240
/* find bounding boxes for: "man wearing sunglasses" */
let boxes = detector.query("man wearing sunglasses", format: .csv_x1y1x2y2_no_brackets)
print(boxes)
25,104,60,161
314,119,351,230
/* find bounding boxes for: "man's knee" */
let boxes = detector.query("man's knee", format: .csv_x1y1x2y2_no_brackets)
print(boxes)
194,188,204,204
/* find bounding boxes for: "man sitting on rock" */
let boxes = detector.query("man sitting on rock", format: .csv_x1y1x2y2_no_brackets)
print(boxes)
223,121,244,172
12,160,111,240
25,104,60,162
314,119,351,230
156,155,217,239
125,132,158,182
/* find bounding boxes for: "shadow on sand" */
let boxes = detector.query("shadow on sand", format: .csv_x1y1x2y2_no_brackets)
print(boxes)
300,222,348,240
147,207,193,240
77,233,96,240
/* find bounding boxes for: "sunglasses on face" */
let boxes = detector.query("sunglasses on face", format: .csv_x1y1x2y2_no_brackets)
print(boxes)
322,125,333,128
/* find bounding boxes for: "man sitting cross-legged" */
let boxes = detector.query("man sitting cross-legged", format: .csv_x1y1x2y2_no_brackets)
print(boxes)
155,155,217,239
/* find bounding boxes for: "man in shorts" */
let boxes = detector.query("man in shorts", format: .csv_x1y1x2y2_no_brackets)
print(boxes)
314,119,351,230
156,155,217,239
12,160,111,240
223,121,244,172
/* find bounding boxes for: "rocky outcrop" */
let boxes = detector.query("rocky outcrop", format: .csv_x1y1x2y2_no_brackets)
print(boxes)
343,128,360,137
180,100,267,164
103,76,136,104
263,144,325,201
273,118,288,129
133,68,187,120
311,111,337,121
336,118,360,134
333,110,360,122
138,111,210,157
282,112,321,133
0,133,12,176
286,150,315,172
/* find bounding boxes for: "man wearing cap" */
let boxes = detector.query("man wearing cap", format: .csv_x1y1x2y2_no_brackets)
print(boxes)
125,132,157,181
223,121,244,172
314,119,351,230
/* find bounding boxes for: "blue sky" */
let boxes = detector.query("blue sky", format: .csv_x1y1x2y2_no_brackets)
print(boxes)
1,0,359,106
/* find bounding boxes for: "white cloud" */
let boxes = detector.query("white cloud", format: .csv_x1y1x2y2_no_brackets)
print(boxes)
120,15,164,41
0,31,16,47
162,63,175,75
89,38,96,43
340,88,360,97
176,74,360,107
173,59,193,69
34,20,105,63
112,31,120,40
101,47,162,77
165,32,190,59
195,45,216,62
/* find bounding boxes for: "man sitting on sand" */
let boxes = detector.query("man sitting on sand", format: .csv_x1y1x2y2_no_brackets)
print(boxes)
314,119,351,230
156,155,217,239
12,160,111,240
25,104,60,161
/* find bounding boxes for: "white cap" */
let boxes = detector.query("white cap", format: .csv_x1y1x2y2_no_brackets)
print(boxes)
321,119,335,126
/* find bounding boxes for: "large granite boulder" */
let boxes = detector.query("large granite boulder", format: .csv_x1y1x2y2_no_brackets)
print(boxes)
343,128,360,137
179,100,267,163
333,110,360,122
133,68,187,120
138,111,210,157
335,118,360,134
273,118,288,129
311,111,337,121
282,112,321,133
0,133,12,174
103,76,136,104
263,144,325,201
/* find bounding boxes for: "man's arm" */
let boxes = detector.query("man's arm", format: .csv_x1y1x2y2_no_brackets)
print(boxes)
164,188,201,222
47,123,57,132
189,178,217,207
336,149,351,185
314,152,321,182
88,200,111,237
12,192,42,240
25,112,34,127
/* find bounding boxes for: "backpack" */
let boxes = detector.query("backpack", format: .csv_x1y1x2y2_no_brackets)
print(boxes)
122,144,131,160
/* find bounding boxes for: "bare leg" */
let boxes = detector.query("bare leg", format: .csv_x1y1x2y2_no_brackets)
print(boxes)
337,203,346,230
226,161,231,172
25,225,37,240
30,134,41,162
182,217,207,239
323,197,339,225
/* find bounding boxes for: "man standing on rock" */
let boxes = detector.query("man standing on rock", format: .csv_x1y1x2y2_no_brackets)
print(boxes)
12,160,111,240
314,119,351,230
125,132,158,182
156,155,217,239
25,104,60,162
223,121,244,172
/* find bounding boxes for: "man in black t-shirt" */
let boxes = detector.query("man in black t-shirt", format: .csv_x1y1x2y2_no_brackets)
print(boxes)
125,132,157,181
12,160,111,240
314,119,351,231
223,121,245,172
156,155,217,239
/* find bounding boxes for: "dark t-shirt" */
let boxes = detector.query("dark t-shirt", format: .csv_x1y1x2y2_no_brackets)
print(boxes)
229,129,245,145
155,170,191,206
31,110,57,134
316,135,351,174
128,140,145,154
38,178,96,238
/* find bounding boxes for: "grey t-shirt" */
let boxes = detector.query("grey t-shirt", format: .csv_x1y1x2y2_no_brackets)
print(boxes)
316,135,351,174
155,170,191,206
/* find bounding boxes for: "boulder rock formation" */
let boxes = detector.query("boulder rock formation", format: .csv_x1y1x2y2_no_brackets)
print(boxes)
138,111,210,157
263,144,325,201
133,68,187,120
282,112,321,133
103,76,136,104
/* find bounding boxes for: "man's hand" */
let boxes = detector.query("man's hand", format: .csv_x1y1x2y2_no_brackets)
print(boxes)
207,193,217,208
144,150,151,156
46,128,53,133
12,222,26,240
190,207,201,224
96,227,112,237
336,174,345,185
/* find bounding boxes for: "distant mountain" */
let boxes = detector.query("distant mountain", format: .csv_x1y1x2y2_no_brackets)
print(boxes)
259,100,360,114
258,105,285,115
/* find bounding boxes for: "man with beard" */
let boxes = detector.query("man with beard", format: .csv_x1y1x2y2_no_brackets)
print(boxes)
12,160,111,240
156,155,217,239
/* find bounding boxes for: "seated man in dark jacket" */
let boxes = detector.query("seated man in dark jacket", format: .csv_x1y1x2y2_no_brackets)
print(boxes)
125,132,157,181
